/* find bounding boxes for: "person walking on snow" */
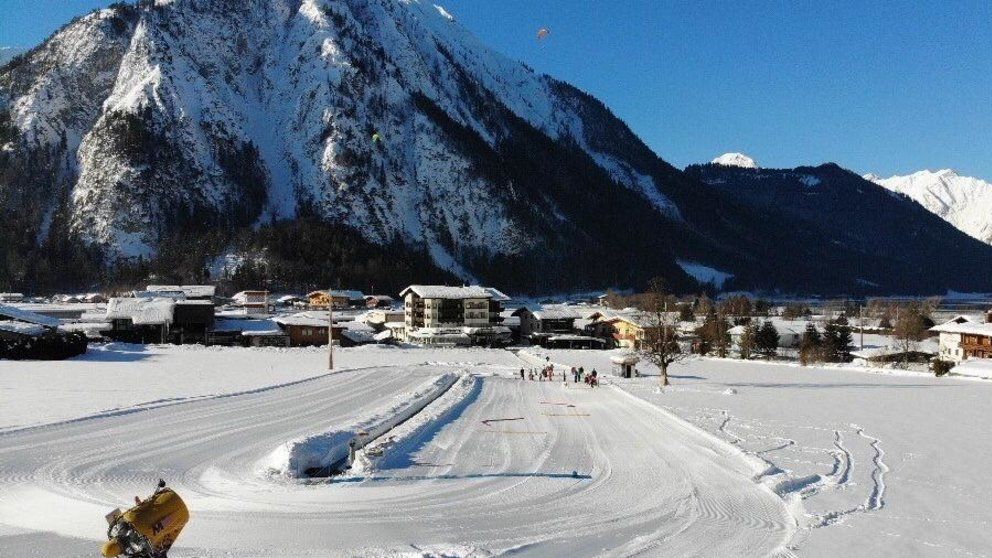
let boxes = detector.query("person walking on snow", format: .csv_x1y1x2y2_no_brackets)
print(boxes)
520,368,525,380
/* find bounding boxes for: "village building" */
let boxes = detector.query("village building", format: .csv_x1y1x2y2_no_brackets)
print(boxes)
727,320,816,352
610,354,641,378
275,295,305,308
932,314,992,363
271,312,374,347
231,290,270,311
604,314,660,350
106,287,216,344
365,295,395,308
212,317,288,347
511,306,604,348
363,309,406,332
307,290,366,309
400,285,511,346
513,306,581,341
106,298,176,343
0,293,25,303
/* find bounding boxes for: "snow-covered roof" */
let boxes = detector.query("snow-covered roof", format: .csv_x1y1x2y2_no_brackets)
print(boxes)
364,295,394,302
306,290,366,299
232,291,268,302
373,330,394,341
400,285,495,300
145,285,215,298
342,329,374,344
0,293,25,301
604,313,679,329
273,312,330,328
277,294,304,302
106,298,175,325
931,320,992,336
0,304,62,328
514,306,582,320
0,321,47,336
59,322,112,333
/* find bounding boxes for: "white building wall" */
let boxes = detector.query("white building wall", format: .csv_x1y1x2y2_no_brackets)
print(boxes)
939,331,964,363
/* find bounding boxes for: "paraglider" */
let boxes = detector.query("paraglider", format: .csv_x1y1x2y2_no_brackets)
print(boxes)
371,132,382,144
536,27,550,41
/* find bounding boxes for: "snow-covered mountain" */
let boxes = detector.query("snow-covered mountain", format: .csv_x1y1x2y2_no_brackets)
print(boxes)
864,169,992,245
1,0,695,293
3,0,992,295
711,152,758,169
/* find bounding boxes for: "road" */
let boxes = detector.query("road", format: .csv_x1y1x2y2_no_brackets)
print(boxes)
0,364,795,557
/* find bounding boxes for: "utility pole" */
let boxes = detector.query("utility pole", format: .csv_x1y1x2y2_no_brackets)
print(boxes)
327,289,334,370
859,304,864,352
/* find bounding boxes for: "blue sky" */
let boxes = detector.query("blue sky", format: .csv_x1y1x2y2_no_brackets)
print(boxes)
3,0,990,178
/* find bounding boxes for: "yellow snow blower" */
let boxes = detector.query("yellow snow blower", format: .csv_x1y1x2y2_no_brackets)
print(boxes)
102,480,188,558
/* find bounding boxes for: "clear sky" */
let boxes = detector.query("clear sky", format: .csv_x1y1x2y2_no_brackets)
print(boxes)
2,0,990,178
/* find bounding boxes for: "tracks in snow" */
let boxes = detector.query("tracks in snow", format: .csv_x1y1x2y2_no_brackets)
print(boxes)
0,366,795,557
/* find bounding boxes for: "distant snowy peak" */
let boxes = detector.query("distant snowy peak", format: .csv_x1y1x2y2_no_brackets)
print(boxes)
865,169,992,245
711,152,758,169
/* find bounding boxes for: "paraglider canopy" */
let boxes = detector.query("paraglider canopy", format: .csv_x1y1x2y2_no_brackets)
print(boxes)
536,27,550,41
371,132,382,143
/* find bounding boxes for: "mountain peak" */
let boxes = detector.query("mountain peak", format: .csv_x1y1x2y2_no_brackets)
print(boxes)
865,169,992,245
711,152,758,169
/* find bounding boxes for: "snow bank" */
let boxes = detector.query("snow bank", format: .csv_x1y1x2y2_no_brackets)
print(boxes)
261,372,461,477
351,373,477,475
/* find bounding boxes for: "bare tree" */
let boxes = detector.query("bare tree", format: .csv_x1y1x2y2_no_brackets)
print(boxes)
893,303,929,366
638,278,686,387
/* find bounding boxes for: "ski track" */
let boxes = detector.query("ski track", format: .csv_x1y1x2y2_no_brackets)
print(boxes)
531,351,899,555
0,364,795,557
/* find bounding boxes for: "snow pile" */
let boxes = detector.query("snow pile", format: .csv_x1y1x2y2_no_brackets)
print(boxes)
865,169,992,244
351,373,477,474
261,371,461,477
676,260,734,289
711,152,759,169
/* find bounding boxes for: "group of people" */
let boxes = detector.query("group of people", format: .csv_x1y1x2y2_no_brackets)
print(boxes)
518,364,598,387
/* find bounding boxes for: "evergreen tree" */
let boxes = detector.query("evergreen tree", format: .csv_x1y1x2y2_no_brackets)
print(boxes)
823,319,853,362
756,321,780,357
738,323,757,360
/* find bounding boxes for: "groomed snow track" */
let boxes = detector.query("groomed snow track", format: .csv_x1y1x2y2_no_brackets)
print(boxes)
0,365,796,557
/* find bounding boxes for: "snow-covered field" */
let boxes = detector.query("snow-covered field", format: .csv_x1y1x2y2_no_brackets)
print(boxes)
1,344,989,556
530,349,992,557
